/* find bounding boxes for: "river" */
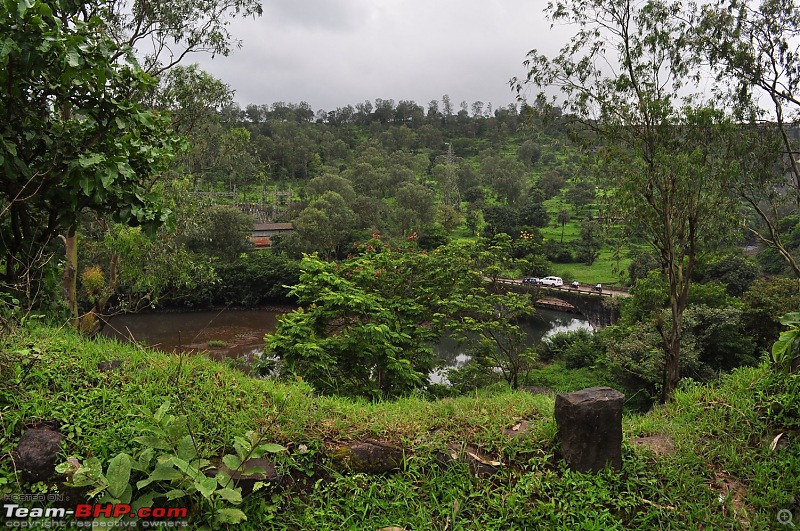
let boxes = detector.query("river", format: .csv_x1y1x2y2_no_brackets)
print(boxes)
103,307,591,370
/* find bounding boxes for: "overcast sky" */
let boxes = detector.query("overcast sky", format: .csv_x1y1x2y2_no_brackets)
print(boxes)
191,0,562,113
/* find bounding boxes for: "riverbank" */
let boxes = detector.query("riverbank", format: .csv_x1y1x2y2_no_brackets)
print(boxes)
2,324,798,528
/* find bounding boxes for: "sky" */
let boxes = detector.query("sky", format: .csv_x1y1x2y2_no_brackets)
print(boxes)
191,0,562,113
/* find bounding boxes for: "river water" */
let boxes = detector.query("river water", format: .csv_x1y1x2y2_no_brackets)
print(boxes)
103,307,590,369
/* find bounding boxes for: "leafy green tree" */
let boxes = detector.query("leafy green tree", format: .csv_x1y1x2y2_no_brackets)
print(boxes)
394,182,435,235
539,170,568,200
0,0,182,313
265,242,473,399
306,173,357,204
699,0,800,286
557,209,571,243
742,278,800,351
482,204,520,240
578,216,603,266
290,192,356,259
514,0,741,401
179,205,254,261
565,181,595,217
517,140,542,166
445,290,537,390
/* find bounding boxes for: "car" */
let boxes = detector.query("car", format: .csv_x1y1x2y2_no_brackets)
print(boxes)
521,277,540,285
539,276,564,287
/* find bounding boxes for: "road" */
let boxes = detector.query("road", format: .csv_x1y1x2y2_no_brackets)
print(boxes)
494,278,631,298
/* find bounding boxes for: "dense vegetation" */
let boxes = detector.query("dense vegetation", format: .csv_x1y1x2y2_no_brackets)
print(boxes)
3,0,800,526
3,325,800,528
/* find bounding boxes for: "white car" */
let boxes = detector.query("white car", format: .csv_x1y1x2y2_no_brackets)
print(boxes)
539,276,564,287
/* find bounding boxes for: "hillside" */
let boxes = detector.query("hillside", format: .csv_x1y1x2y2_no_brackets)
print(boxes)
2,324,799,529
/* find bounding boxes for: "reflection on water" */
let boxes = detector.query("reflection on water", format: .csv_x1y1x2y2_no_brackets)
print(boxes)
104,307,590,374
103,309,285,364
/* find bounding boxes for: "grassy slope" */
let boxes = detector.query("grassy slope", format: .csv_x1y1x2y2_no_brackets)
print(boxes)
2,325,798,529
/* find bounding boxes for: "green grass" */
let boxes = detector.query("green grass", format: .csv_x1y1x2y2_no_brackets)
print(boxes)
206,339,228,348
3,324,798,529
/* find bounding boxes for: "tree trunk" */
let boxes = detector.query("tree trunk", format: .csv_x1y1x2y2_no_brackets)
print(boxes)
62,227,79,328
661,332,681,403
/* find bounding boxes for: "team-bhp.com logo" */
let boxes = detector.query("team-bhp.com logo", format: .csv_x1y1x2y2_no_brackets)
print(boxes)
4,502,188,527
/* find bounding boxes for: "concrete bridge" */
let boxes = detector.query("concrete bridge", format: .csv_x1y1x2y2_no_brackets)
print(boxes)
495,279,627,329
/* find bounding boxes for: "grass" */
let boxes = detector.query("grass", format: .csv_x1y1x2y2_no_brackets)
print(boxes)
2,324,798,529
206,339,228,348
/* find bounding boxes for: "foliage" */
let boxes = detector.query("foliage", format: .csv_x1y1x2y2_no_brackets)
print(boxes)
57,401,286,527
179,205,254,261
0,0,182,298
266,241,478,399
696,254,761,297
6,324,800,528
742,277,800,351
213,251,299,307
771,312,800,374
699,0,800,281
515,0,744,401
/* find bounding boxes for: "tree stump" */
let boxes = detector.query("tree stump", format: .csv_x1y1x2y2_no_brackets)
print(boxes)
554,386,624,472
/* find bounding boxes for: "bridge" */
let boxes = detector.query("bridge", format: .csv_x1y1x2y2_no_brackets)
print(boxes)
495,279,627,329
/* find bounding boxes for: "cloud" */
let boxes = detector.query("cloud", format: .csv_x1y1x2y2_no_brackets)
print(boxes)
192,0,561,111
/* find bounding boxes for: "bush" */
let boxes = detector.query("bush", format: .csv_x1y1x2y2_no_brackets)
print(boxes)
214,251,300,307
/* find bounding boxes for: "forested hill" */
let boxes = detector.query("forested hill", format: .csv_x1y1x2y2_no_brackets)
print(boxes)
192,98,584,257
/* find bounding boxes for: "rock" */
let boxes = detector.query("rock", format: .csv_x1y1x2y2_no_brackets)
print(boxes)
555,386,624,472
13,426,64,483
213,458,280,495
329,440,403,474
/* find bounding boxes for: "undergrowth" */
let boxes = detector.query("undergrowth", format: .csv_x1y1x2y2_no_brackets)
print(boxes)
1,324,798,529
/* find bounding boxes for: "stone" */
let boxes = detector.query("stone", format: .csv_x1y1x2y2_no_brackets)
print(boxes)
213,458,281,495
13,426,64,483
329,440,403,474
554,386,624,472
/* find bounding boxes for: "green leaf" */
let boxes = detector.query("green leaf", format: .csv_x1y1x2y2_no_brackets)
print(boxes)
131,491,155,512
17,0,32,18
176,435,197,461
132,435,171,451
66,50,80,67
154,400,171,422
216,488,242,504
135,463,182,490
259,443,287,454
221,454,241,471
214,508,247,524
78,152,104,168
195,476,217,499
164,489,187,501
105,453,131,500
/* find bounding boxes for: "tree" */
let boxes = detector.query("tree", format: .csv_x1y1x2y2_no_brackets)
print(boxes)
444,236,538,389
514,0,740,401
265,241,476,399
179,205,254,261
565,181,596,217
394,182,435,235
0,0,182,315
578,216,603,265
699,0,800,287
291,192,356,259
557,210,571,243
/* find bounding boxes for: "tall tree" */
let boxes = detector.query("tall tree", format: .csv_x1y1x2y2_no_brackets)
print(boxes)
0,0,182,315
698,0,800,287
513,0,740,401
